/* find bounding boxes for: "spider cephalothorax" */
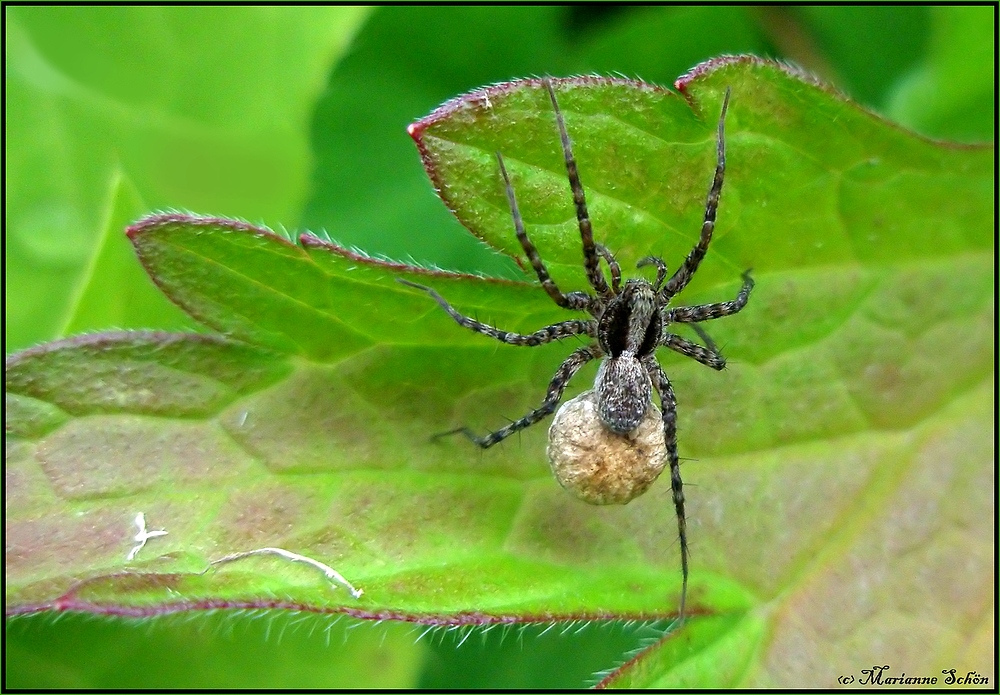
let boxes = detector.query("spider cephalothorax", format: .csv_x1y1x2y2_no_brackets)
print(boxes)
593,278,661,433
400,79,753,622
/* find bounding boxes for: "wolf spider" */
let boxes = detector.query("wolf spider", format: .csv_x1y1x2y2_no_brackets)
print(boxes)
400,80,753,621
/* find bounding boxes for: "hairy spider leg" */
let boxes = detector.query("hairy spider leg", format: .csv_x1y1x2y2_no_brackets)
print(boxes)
660,269,754,366
453,346,598,448
659,332,727,370
665,269,754,324
689,323,720,355
661,88,731,302
636,256,669,290
596,244,622,293
646,358,688,622
543,79,612,298
496,153,591,312
397,279,594,346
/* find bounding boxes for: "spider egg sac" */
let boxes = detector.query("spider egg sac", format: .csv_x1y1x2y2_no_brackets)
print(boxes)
546,390,667,505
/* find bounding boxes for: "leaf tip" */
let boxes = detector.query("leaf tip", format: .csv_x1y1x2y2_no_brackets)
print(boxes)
674,54,838,102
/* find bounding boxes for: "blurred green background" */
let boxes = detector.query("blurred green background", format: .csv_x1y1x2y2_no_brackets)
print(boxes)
4,5,994,688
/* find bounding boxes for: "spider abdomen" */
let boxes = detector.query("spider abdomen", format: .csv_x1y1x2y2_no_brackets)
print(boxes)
594,355,653,434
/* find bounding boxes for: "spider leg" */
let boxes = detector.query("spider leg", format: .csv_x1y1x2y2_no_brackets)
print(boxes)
543,79,612,298
688,323,719,355
661,88,731,302
645,358,689,623
665,269,754,324
398,279,595,346
596,244,622,293
636,256,668,290
454,346,598,448
660,332,726,370
496,153,592,312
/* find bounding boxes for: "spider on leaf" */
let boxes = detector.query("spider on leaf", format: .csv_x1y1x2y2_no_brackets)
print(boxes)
399,79,753,622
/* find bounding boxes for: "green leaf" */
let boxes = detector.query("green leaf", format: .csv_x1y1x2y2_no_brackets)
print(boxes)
887,5,995,141
792,6,931,109
300,6,568,280
299,6,774,281
60,169,197,337
4,6,371,351
5,612,425,689
6,58,993,688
